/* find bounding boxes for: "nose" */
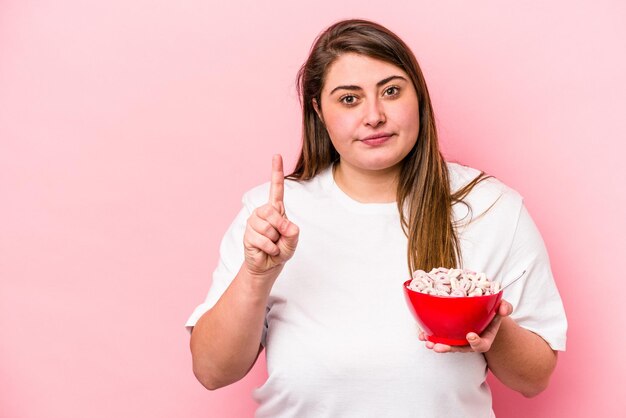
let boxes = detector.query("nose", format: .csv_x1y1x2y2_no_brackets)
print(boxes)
363,98,386,127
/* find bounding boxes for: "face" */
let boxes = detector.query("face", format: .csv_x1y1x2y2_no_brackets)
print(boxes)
314,53,420,175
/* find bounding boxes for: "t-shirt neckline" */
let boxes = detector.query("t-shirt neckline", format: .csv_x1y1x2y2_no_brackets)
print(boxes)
320,164,399,215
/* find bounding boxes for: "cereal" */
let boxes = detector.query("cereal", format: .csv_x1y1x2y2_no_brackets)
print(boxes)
408,267,501,297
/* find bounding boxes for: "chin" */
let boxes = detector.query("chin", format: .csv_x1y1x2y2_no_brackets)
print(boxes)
355,155,406,172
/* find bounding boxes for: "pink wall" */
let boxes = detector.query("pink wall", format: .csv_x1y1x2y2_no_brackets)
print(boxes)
1,1,624,417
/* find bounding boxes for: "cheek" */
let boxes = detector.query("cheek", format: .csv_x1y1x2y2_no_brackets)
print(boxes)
323,110,358,142
397,103,420,136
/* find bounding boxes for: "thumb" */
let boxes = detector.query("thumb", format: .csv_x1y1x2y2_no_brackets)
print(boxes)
277,217,299,253
498,300,513,317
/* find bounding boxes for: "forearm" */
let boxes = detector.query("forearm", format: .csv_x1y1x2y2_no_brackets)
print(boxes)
485,317,558,397
190,265,280,390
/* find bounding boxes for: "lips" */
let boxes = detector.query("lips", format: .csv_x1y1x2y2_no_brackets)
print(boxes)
360,133,394,146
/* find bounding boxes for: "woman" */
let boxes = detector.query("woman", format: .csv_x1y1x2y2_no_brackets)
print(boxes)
187,19,567,417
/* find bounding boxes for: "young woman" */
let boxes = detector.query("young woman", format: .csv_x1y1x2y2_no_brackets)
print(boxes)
187,19,567,417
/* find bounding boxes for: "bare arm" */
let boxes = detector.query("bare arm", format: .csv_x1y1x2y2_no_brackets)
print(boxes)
190,155,299,390
484,315,557,397
420,301,558,397
190,265,279,390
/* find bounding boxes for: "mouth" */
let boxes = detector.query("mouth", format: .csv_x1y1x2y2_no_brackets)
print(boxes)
359,132,395,146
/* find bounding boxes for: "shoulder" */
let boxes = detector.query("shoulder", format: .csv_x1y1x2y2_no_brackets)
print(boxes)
447,161,523,220
447,161,522,200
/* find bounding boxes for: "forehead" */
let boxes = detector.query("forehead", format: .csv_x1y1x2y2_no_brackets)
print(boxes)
323,53,407,92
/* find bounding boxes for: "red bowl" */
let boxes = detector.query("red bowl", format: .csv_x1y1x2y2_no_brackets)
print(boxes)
403,279,503,346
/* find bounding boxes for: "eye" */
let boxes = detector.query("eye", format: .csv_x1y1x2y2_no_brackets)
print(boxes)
339,94,358,106
383,86,400,97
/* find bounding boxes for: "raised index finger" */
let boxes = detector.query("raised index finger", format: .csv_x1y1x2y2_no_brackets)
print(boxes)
269,154,284,211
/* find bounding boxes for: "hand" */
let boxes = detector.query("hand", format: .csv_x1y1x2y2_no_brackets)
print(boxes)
243,154,300,276
418,300,514,353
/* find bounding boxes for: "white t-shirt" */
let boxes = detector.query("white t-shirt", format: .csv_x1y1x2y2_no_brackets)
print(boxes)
186,162,567,418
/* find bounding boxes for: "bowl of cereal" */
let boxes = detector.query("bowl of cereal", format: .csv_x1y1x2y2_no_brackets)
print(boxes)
403,268,503,346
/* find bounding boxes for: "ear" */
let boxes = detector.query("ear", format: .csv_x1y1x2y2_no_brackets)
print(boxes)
312,98,324,124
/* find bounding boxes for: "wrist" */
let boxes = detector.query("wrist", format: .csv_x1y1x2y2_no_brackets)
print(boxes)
239,264,283,295
487,316,515,355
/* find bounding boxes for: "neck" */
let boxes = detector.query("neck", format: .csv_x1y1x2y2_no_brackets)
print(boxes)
333,161,399,203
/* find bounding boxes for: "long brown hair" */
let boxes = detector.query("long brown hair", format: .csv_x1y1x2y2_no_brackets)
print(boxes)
289,19,488,274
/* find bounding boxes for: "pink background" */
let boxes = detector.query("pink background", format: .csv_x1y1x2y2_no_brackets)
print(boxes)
1,1,624,417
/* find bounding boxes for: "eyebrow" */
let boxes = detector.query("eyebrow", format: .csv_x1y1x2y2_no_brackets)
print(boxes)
329,75,407,95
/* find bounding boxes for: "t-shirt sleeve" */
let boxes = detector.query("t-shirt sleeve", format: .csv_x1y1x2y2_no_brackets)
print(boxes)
184,196,251,333
501,203,568,351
